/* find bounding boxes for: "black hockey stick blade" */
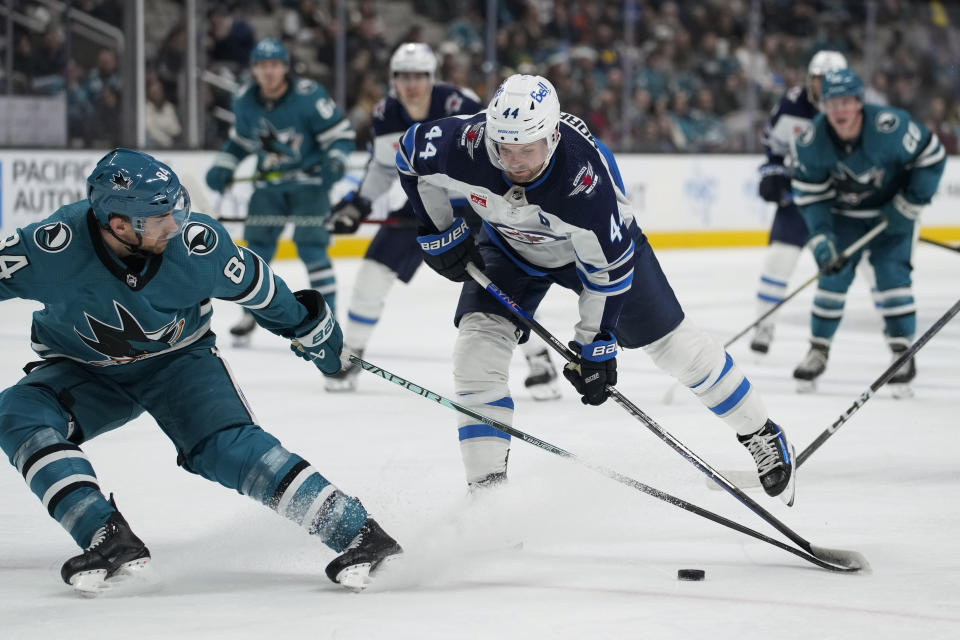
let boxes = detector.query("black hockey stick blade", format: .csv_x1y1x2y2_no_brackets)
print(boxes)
353,355,867,573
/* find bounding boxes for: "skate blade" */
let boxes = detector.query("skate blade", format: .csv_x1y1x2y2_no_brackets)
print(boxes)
889,383,914,399
778,443,797,507
69,558,154,598
324,379,358,393
527,382,561,401
334,553,403,592
795,379,817,394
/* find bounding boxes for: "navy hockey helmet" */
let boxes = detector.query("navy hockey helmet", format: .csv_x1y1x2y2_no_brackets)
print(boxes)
250,38,289,66
820,68,864,102
87,148,191,238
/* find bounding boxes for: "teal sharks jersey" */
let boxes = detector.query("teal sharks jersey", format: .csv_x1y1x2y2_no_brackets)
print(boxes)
0,201,309,367
216,77,355,186
791,103,946,233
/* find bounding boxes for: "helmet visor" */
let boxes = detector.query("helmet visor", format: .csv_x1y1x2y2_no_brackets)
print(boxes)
133,187,191,241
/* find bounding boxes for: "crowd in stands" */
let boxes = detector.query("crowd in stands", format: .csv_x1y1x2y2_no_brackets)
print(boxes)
5,0,960,155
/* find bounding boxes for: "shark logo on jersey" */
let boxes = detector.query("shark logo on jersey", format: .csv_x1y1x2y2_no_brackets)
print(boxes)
257,119,303,169
182,222,218,255
33,221,72,253
112,172,132,190
875,111,900,133
796,122,816,146
75,300,185,365
831,162,885,205
459,122,485,159
569,162,599,196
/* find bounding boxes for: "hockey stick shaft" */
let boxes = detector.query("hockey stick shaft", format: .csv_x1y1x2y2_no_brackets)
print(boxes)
723,219,889,348
463,263,864,569
796,295,960,466
216,215,409,227
919,236,960,253
352,355,864,573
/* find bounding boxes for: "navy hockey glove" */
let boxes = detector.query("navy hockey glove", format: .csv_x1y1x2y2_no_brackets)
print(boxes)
881,195,920,235
290,289,344,375
417,217,484,282
809,233,847,275
205,166,234,194
327,192,372,234
562,333,618,406
758,162,792,205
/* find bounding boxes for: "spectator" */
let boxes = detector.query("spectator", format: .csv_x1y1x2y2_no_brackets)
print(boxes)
145,77,182,148
208,4,256,69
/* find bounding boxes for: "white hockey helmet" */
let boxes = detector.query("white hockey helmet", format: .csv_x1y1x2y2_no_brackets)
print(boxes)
390,42,437,84
484,74,562,173
807,50,848,106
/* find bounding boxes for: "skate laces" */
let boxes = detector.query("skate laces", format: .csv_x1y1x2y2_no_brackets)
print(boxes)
86,525,109,551
742,428,784,475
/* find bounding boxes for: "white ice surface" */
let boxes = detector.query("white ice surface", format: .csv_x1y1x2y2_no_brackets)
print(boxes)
1,244,958,640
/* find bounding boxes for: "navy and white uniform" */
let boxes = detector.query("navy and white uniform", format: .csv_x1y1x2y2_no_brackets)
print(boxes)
760,85,819,247
0,204,367,553
356,84,483,283
397,111,772,484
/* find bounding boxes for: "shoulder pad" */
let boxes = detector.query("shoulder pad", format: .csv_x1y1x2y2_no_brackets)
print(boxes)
785,86,804,103
180,217,222,257
871,108,904,135
372,97,388,120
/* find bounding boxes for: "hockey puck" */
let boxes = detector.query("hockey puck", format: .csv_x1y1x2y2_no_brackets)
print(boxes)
677,569,705,581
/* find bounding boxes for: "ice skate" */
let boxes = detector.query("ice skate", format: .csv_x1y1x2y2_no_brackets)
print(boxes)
324,519,403,591
749,323,774,355
324,348,362,392
229,312,257,347
738,420,796,506
61,508,151,597
467,471,507,494
523,348,561,401
793,343,829,393
887,344,916,399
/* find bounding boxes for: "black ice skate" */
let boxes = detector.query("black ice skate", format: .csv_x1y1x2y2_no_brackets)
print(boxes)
523,348,561,401
324,348,362,392
324,519,403,591
887,344,916,399
738,420,796,507
793,343,829,392
749,323,774,355
61,508,151,596
230,312,257,346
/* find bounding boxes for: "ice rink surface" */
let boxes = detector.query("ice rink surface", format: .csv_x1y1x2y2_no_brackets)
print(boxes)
0,242,958,640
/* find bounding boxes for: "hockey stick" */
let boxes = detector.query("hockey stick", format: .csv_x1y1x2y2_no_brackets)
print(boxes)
919,236,960,253
463,263,865,571
708,295,960,489
663,219,890,405
352,355,866,573
216,215,410,227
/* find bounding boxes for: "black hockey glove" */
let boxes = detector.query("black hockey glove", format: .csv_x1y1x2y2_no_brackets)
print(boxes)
289,289,344,375
416,217,484,282
758,162,792,205
327,192,372,234
562,333,618,406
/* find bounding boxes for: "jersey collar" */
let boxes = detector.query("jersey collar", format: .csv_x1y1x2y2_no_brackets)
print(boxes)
87,209,163,291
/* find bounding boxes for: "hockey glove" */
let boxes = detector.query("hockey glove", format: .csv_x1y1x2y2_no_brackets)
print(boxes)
417,217,484,282
327,192,372,234
205,166,234,194
809,233,847,275
562,333,618,406
881,194,921,235
758,162,792,205
290,289,344,375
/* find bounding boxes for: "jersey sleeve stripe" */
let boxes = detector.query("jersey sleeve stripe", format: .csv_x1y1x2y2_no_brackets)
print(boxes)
396,124,420,175
792,178,832,192
218,247,263,303
908,134,945,168
245,261,278,310
794,190,837,206
315,119,355,146
228,127,258,152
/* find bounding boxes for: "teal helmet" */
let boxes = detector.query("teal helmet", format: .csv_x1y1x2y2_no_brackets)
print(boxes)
87,148,190,238
250,38,289,66
821,68,864,102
